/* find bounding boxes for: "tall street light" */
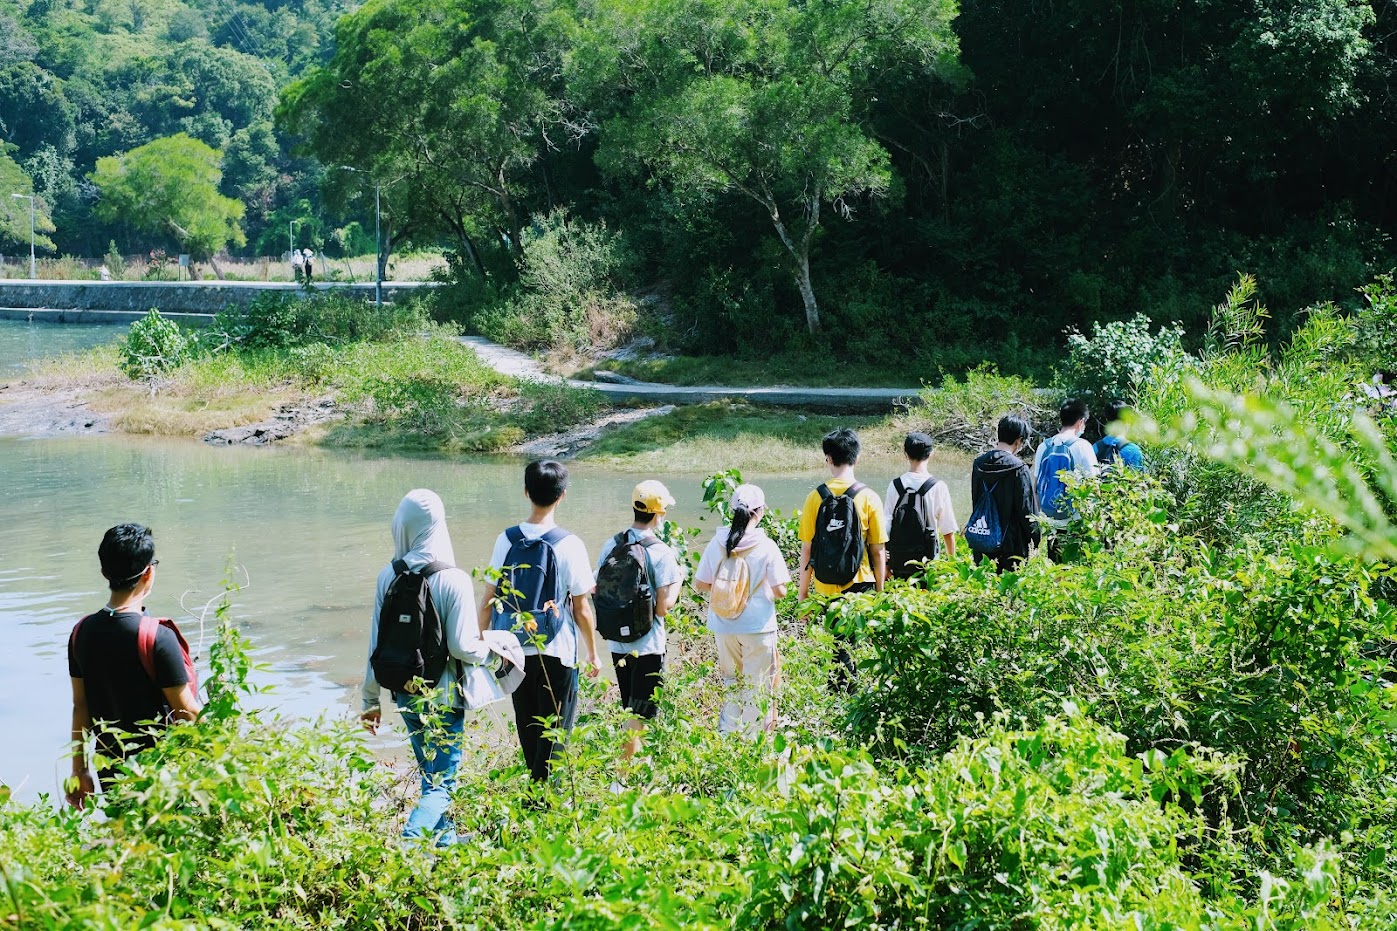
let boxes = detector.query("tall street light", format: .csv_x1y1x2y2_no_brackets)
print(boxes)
334,166,397,310
10,194,36,279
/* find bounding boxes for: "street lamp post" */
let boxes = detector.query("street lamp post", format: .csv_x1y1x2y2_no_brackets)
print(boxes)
334,166,387,310
10,194,36,279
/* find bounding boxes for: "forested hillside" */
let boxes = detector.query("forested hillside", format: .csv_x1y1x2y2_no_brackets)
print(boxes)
0,0,357,258
5,0,1397,367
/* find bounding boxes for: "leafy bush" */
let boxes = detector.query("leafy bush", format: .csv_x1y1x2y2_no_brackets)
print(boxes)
118,309,199,379
900,364,1052,451
1061,311,1194,411
473,208,640,354
1357,276,1397,374
214,291,431,350
745,712,1253,929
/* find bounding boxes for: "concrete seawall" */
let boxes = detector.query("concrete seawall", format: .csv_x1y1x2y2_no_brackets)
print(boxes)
0,281,434,324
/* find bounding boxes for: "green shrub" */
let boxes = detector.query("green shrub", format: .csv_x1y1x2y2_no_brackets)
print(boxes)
902,364,1051,451
1357,276,1397,374
215,291,431,350
1060,311,1194,411
744,712,1251,929
473,208,640,354
118,309,199,379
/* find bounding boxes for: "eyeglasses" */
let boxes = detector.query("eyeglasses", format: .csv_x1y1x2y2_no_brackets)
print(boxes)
113,560,158,589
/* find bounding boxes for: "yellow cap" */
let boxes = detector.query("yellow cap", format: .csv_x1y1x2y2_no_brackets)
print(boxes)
632,480,675,514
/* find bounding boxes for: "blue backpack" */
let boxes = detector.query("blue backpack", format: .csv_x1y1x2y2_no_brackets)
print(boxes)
490,526,571,646
964,480,1005,556
1035,437,1078,521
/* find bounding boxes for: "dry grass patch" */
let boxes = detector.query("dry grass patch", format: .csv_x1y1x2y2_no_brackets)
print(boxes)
89,383,302,437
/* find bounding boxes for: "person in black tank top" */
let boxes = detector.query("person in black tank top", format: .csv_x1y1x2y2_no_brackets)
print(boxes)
66,524,201,809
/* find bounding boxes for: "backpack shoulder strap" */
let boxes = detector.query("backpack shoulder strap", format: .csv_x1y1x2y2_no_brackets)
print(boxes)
540,527,571,549
843,482,867,499
421,561,452,577
505,525,525,546
140,615,198,692
69,617,85,659
893,476,906,496
136,615,161,683
613,531,630,549
391,558,409,576
817,483,833,502
913,476,938,498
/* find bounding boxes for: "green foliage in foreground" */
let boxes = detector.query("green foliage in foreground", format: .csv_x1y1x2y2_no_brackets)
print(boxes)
119,309,201,379
0,612,1363,930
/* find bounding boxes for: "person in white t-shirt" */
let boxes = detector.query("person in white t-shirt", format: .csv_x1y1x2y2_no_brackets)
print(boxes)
477,460,598,783
883,431,958,577
594,480,686,763
694,484,792,735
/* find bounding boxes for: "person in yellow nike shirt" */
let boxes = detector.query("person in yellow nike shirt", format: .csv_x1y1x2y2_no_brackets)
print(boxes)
797,427,888,690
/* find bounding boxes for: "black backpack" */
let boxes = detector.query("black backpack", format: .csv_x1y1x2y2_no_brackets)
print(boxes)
887,476,940,579
370,559,451,694
594,532,663,643
490,526,571,646
810,482,867,587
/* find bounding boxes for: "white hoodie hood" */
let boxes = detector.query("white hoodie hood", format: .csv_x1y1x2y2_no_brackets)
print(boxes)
392,489,456,569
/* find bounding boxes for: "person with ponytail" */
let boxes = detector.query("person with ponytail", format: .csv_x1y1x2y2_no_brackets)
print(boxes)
693,484,792,734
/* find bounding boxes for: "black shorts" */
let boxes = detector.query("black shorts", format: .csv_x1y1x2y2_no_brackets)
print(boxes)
611,651,664,720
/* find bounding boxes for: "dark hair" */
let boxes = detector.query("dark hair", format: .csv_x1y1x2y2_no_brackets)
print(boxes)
822,428,861,467
524,459,568,506
725,504,755,556
99,523,155,591
997,415,1030,445
903,432,933,461
1060,398,1089,427
1106,399,1130,425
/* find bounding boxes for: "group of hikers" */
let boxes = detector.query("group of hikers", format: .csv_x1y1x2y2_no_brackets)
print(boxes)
63,399,1143,845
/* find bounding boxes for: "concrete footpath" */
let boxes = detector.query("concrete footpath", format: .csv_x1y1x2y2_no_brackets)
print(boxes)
460,336,921,412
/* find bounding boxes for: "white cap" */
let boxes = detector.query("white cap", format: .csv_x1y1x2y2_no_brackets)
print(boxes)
732,483,766,511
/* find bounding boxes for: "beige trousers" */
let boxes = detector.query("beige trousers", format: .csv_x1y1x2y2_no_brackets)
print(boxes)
714,631,779,735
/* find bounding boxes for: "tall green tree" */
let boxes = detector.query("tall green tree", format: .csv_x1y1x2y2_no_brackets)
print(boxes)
577,0,961,333
0,146,57,255
279,0,575,276
90,133,245,275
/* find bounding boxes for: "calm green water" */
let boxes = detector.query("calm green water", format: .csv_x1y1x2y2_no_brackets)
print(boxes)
0,321,976,800
0,320,126,375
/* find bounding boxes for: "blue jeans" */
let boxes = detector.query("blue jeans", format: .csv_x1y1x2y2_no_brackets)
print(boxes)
395,698,465,845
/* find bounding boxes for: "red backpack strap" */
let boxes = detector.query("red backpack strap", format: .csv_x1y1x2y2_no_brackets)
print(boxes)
69,618,85,666
137,616,198,692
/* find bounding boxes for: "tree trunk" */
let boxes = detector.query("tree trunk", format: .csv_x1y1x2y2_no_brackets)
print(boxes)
378,220,393,283
496,171,524,261
765,194,822,334
207,254,225,280
794,248,820,334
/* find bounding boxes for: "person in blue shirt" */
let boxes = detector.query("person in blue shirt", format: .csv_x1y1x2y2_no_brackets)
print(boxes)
1094,400,1145,472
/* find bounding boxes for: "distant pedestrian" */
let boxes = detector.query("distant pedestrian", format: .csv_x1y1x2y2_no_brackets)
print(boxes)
479,460,599,784
883,431,958,578
302,249,316,285
798,427,888,690
99,264,112,281
965,416,1040,572
362,489,520,847
66,524,201,809
694,483,792,735
1094,400,1145,472
593,481,686,765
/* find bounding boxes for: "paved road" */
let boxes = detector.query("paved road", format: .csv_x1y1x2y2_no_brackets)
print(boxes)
460,336,922,412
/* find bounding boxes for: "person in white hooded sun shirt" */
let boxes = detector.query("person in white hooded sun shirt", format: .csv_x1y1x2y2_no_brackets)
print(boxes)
361,489,520,846
694,484,792,735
